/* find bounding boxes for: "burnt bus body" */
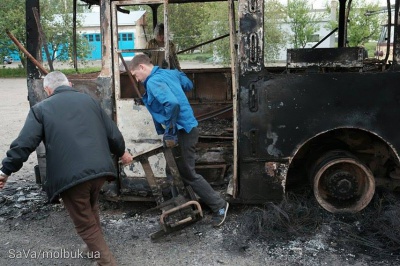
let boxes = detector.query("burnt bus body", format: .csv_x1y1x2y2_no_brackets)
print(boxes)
26,0,400,213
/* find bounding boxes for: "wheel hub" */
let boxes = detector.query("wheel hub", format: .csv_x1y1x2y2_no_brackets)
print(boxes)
325,171,358,200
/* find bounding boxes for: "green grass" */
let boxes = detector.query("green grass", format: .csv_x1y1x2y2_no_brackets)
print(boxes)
62,67,101,75
0,66,101,78
0,67,26,78
364,42,377,57
178,53,213,62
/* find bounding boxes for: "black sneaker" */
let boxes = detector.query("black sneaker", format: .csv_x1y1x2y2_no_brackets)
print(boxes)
212,202,229,227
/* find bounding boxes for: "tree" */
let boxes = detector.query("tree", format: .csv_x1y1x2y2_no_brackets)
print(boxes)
202,2,231,64
325,0,383,47
347,0,383,46
265,0,287,62
286,0,321,48
169,3,210,52
40,0,91,66
0,0,28,67
0,0,91,69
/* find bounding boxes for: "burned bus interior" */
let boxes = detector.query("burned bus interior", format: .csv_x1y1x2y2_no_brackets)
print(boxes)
26,0,400,214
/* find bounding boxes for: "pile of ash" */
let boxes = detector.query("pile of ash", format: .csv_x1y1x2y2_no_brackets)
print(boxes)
198,118,232,137
0,179,54,222
230,190,400,263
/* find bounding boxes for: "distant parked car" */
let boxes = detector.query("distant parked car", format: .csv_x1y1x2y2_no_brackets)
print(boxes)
3,56,13,64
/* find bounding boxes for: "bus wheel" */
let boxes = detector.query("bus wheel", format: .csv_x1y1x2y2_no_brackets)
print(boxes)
310,150,375,213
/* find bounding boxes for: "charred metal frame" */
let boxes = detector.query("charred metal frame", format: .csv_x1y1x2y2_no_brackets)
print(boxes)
25,0,400,211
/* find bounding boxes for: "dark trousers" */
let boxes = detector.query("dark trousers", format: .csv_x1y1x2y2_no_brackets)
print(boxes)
174,127,226,212
61,177,117,266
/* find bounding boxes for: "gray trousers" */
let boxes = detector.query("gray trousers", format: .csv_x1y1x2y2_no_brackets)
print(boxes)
172,127,226,213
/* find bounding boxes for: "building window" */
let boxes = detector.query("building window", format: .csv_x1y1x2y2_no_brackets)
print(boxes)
118,34,121,41
309,34,320,42
127,33,133,41
122,34,127,41
95,34,100,42
88,35,94,42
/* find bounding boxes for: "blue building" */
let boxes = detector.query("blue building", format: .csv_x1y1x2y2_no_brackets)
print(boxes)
10,10,146,62
79,10,146,60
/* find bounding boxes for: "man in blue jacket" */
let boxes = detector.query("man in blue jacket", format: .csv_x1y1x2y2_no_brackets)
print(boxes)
128,54,229,227
0,71,132,266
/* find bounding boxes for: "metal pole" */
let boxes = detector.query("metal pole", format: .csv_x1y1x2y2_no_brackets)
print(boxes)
337,0,347,47
164,0,170,68
26,0,41,78
330,0,338,48
73,0,78,72
228,0,239,197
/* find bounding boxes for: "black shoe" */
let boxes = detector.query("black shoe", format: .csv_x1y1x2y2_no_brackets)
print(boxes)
212,202,229,227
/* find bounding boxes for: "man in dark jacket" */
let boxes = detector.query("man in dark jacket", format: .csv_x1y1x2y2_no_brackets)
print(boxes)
0,71,132,266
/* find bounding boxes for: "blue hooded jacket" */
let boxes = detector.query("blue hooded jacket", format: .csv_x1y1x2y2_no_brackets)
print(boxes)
142,66,198,134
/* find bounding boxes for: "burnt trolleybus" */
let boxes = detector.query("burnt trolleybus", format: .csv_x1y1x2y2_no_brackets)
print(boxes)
25,0,400,213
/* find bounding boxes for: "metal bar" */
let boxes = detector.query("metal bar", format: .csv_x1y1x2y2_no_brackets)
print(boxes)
393,0,399,65
177,32,233,54
197,105,233,122
338,0,347,47
100,0,113,77
164,0,170,68
131,145,164,160
7,30,48,75
118,53,141,97
163,148,185,193
32,7,54,71
384,0,391,64
311,28,338,49
112,0,164,5
159,200,203,226
26,0,40,78
73,0,78,71
117,48,165,53
228,0,239,198
140,157,164,204
171,217,193,227
151,5,159,28
344,0,353,47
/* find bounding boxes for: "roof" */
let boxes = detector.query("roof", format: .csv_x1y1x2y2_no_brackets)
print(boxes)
81,10,146,27
53,10,146,27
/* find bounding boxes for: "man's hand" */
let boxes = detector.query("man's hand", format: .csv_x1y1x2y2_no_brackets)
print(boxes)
0,175,8,189
120,151,133,165
163,129,178,148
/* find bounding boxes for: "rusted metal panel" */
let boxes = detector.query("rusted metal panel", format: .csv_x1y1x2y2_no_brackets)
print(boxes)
185,69,233,118
229,0,239,199
27,79,46,107
190,72,232,101
100,0,113,77
238,0,264,74
287,48,364,69
265,162,288,192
